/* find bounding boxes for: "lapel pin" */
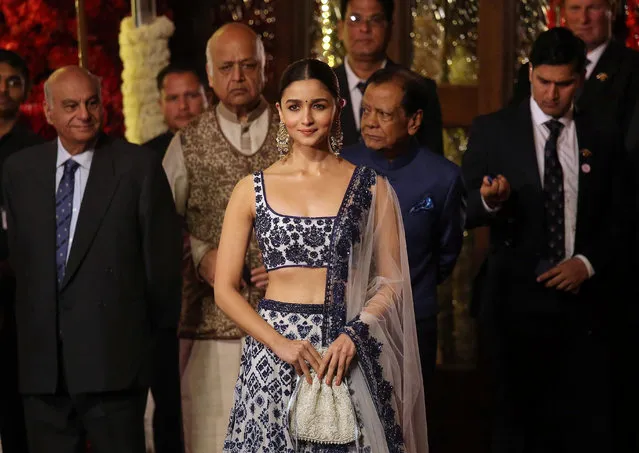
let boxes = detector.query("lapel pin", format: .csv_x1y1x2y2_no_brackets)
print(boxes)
596,72,608,81
581,148,592,158
581,163,591,174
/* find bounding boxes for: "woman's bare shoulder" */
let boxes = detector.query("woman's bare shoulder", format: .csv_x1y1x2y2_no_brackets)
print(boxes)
340,158,357,173
229,174,259,205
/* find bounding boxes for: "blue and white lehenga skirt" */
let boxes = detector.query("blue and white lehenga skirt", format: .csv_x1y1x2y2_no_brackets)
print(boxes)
223,299,369,453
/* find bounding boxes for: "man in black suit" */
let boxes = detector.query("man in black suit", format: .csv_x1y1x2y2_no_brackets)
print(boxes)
143,64,208,158
512,4,639,448
335,0,443,154
463,28,626,453
512,0,639,153
0,48,42,453
2,66,182,453
142,63,206,453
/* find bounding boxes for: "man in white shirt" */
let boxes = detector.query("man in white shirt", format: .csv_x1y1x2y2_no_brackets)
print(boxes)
333,0,443,154
464,28,627,453
510,9,639,447
2,65,182,453
162,22,279,453
513,0,639,150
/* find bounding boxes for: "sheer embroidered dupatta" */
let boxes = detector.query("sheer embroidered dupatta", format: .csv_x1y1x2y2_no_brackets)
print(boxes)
323,167,428,453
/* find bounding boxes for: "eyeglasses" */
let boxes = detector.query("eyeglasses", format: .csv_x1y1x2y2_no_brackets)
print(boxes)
346,14,387,28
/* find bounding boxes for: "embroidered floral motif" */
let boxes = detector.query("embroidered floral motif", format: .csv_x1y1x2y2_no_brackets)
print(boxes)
320,167,405,453
180,107,280,339
224,299,370,452
247,167,402,453
342,317,404,453
321,166,376,345
253,171,333,271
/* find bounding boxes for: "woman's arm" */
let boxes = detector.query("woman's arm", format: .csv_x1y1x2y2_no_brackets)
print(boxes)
214,175,321,382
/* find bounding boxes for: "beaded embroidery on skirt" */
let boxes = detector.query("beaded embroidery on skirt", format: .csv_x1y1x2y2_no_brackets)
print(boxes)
223,299,370,453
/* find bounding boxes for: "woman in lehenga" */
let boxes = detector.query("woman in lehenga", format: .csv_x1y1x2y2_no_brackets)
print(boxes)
215,58,428,453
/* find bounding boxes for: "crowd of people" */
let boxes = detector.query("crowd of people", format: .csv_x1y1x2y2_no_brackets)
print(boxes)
0,0,638,452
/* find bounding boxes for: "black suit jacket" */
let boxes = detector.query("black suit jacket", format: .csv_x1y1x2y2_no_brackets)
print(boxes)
334,59,444,155
2,135,182,395
142,130,174,159
462,100,627,318
0,122,43,312
513,40,639,155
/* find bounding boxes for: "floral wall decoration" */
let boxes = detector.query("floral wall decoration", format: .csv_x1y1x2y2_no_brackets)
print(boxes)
0,0,169,139
119,15,174,144
627,0,639,49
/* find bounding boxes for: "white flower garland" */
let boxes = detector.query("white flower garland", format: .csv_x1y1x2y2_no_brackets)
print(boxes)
119,15,175,144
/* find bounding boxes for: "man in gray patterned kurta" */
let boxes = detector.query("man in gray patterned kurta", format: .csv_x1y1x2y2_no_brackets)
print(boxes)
162,23,279,453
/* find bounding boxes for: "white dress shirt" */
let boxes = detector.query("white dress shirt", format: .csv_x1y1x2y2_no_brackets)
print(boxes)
344,57,386,131
585,40,609,80
216,98,270,156
480,99,594,276
529,98,594,275
55,139,94,262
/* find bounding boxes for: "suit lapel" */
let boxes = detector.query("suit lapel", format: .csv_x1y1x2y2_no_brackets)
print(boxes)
61,137,120,289
515,100,543,193
32,142,58,265
33,140,58,193
578,41,621,110
574,112,595,230
335,65,358,145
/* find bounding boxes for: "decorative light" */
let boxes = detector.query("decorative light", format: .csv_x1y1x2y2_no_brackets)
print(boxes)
411,0,478,85
311,0,344,67
516,0,551,69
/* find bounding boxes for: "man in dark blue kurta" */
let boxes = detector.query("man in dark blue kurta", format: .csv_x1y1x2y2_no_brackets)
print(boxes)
341,66,465,387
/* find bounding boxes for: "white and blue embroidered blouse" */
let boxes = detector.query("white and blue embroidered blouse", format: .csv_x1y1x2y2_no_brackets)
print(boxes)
253,171,335,271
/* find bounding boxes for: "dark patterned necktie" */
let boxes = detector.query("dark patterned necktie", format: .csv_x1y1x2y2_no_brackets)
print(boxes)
543,119,565,264
356,82,367,140
56,159,80,285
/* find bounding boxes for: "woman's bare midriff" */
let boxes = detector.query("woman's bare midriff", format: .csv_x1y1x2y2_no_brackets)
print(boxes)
263,267,328,304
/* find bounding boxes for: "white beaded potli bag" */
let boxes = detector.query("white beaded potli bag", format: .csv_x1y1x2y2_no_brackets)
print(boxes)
286,348,360,449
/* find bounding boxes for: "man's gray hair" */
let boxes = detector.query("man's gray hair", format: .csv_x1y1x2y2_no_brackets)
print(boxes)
43,67,103,106
205,33,266,79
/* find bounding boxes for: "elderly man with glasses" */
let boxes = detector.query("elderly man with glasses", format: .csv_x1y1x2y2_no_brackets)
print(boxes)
334,0,444,155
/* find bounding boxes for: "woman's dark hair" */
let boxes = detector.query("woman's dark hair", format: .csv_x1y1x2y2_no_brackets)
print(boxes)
278,59,340,101
529,27,587,74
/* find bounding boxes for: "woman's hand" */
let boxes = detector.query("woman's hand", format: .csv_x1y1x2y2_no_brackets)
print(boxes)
318,333,356,386
272,337,322,384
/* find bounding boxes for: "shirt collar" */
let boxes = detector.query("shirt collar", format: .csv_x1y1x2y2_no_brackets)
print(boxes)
56,138,94,169
344,57,387,93
530,97,574,129
216,96,269,124
586,40,609,71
